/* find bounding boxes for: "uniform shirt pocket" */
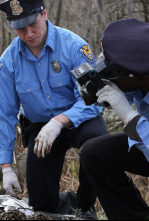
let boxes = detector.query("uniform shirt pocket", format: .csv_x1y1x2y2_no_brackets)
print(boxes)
16,82,44,110
48,75,74,100
16,82,41,94
49,74,70,88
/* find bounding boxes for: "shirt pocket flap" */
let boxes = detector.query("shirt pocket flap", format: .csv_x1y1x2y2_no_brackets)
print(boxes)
49,75,70,88
16,82,41,94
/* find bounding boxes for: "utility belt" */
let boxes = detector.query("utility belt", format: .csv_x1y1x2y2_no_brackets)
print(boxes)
19,114,48,148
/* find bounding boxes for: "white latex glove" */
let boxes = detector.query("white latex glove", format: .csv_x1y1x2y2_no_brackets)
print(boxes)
34,119,63,158
2,167,22,196
96,82,138,125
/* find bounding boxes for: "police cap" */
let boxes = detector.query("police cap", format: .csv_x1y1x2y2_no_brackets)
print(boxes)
102,18,149,76
0,0,45,29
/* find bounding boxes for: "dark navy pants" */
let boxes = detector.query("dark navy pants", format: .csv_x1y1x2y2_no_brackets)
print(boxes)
26,115,108,212
80,132,149,220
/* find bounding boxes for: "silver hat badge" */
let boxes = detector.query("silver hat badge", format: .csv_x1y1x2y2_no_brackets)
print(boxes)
10,0,23,16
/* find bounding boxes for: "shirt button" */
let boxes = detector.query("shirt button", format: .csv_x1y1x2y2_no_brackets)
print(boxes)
27,89,30,92
42,80,45,83
59,83,62,86
48,96,50,99
38,63,41,66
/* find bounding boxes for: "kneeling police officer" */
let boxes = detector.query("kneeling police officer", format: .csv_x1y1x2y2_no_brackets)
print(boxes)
0,0,108,219
80,18,149,220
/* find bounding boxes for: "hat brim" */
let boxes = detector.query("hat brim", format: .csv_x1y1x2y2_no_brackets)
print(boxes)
10,13,38,29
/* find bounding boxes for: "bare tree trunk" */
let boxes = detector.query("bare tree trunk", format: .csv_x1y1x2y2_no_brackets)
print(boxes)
127,0,132,17
141,0,149,22
55,0,63,26
96,0,107,28
1,15,7,52
97,0,103,11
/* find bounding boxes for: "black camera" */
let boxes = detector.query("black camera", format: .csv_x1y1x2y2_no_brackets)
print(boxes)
71,53,115,106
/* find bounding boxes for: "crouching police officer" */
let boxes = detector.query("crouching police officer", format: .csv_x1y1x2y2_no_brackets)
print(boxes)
80,19,149,220
0,0,108,219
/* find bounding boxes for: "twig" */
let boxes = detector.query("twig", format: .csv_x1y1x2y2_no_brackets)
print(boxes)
108,121,124,133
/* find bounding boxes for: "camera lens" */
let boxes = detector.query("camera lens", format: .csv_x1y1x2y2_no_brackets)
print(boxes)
89,70,97,78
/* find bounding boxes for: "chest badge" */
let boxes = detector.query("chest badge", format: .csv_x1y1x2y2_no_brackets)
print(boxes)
52,60,61,73
10,0,23,16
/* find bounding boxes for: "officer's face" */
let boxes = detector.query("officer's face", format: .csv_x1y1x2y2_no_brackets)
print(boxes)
15,9,48,48
113,75,149,95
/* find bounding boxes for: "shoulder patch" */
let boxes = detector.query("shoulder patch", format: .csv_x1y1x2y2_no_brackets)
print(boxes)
80,45,94,63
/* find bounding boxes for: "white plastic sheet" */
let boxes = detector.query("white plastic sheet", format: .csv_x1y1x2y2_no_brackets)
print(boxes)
0,195,34,216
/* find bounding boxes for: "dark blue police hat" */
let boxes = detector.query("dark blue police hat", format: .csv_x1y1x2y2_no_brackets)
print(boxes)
0,0,45,29
101,18,149,76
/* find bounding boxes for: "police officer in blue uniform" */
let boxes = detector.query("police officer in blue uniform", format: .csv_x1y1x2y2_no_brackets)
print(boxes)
80,19,149,220
0,0,108,218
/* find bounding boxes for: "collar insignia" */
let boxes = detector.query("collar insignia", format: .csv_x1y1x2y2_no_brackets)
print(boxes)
52,60,61,73
10,0,23,16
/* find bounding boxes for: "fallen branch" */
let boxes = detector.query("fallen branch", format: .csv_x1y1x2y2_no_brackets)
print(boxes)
108,121,124,133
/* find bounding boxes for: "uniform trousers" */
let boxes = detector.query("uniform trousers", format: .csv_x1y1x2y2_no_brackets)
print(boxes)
80,132,149,220
25,115,108,212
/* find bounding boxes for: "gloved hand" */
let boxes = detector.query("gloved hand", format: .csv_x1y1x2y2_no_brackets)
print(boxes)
2,167,22,196
34,119,63,158
96,82,139,125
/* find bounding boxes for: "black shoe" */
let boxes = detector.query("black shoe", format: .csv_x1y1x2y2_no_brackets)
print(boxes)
76,207,97,220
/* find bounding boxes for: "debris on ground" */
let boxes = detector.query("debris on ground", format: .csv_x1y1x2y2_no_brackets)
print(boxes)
0,195,82,220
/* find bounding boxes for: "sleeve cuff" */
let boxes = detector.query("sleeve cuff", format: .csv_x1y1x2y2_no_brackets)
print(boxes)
124,115,142,142
0,149,13,165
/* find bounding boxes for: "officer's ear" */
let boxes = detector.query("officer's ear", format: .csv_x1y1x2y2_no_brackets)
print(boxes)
42,9,47,20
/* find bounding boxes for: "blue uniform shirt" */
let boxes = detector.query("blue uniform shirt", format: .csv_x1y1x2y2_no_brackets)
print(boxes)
0,21,102,164
126,91,149,162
